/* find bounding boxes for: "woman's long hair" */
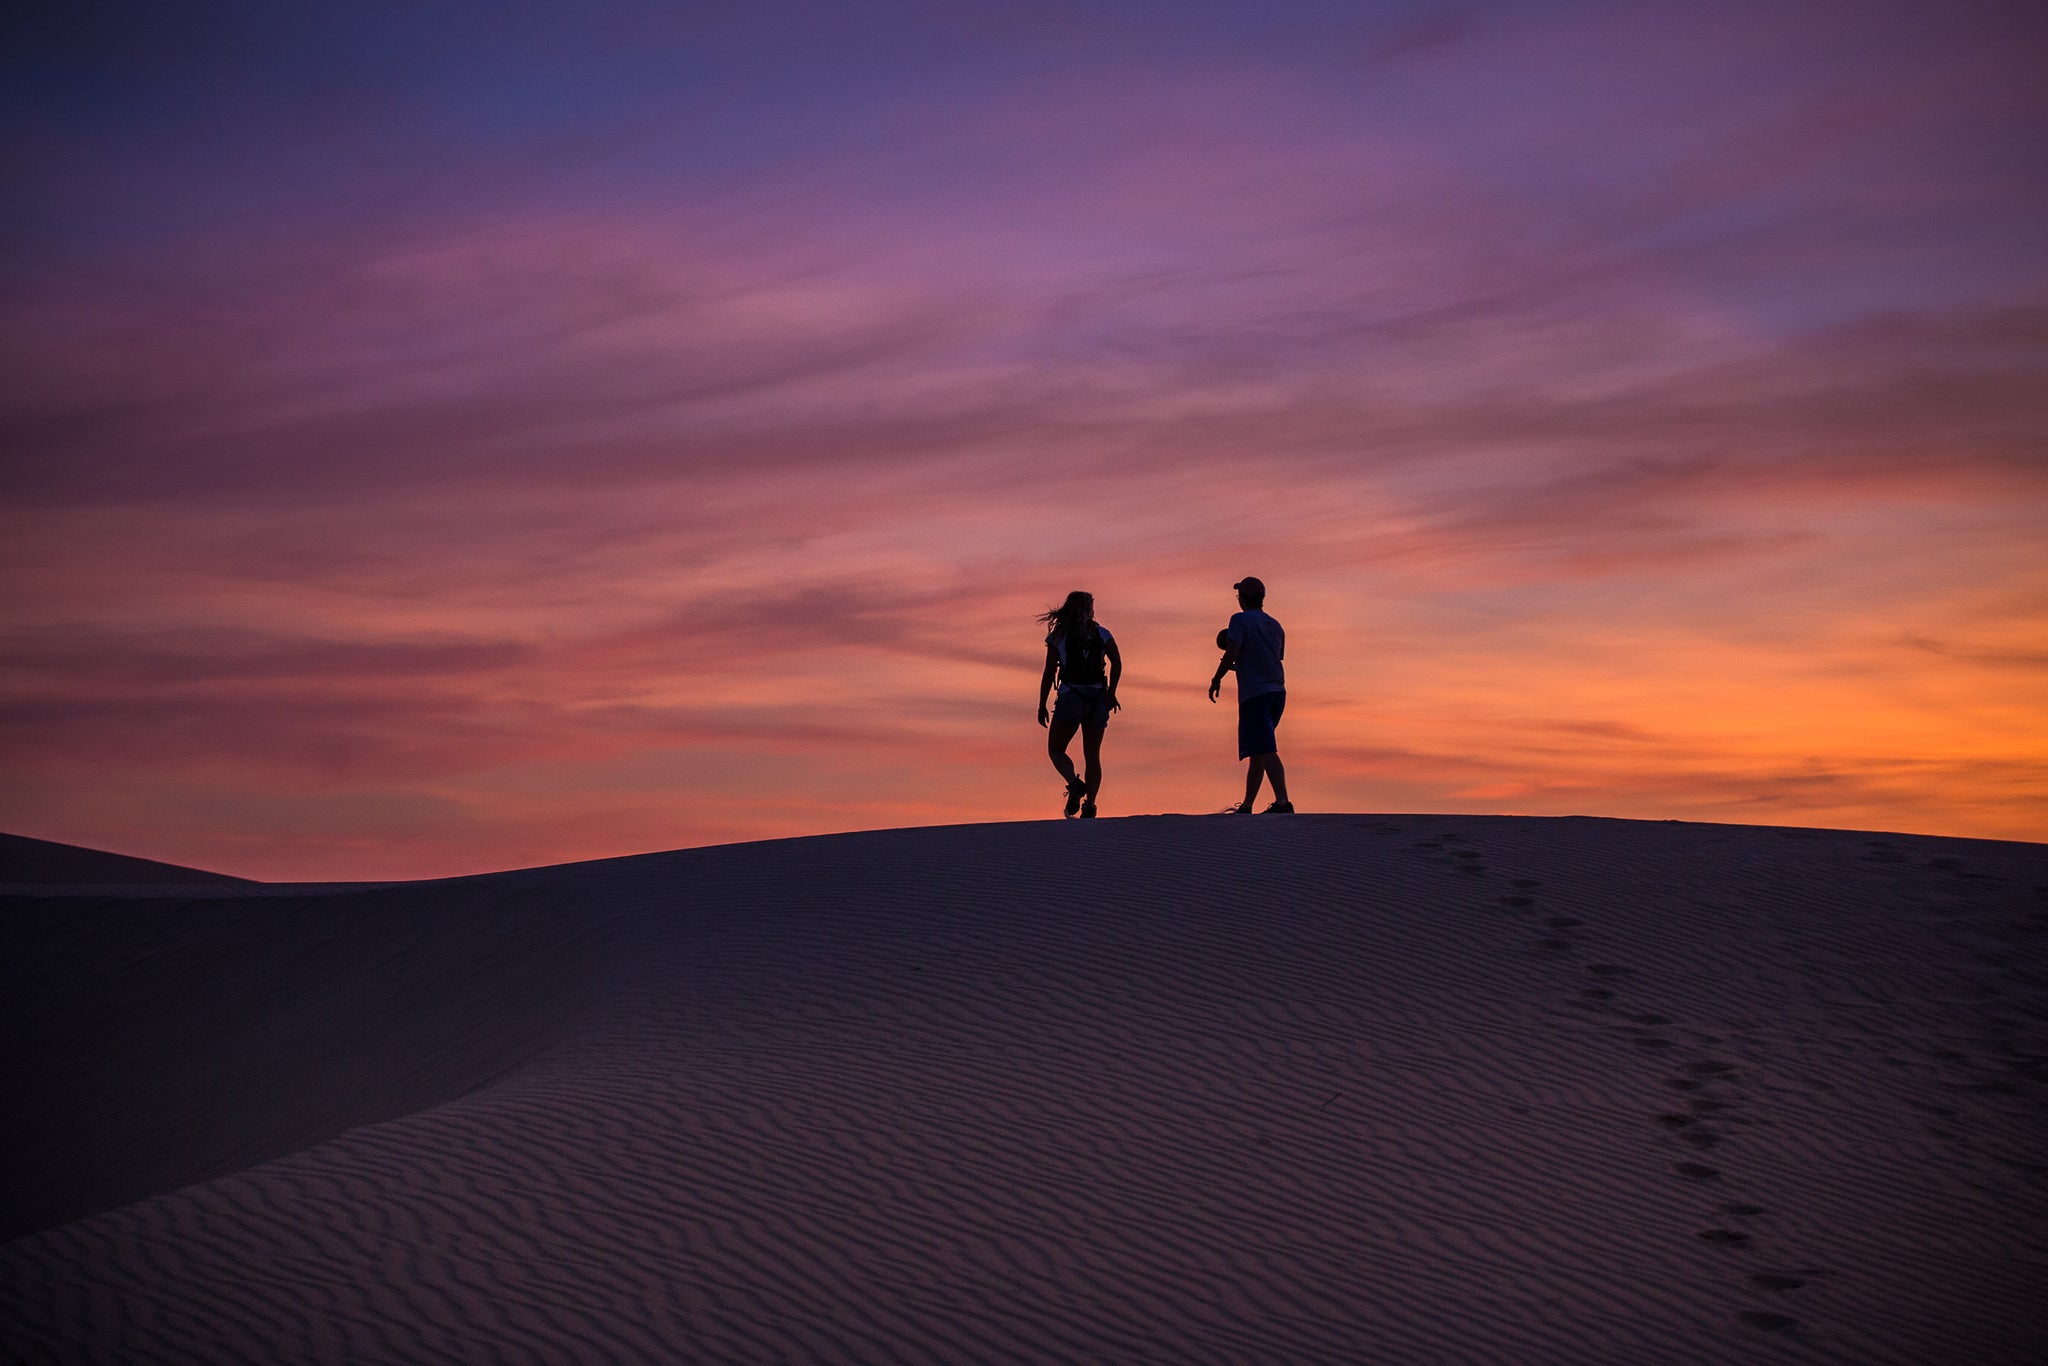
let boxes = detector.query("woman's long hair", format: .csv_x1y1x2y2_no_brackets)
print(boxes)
1037,590,1095,644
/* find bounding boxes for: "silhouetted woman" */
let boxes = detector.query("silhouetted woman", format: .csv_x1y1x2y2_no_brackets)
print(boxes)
1036,590,1122,818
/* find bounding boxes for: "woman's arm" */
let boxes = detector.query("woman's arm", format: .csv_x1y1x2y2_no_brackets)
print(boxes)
1105,636,1123,712
1037,646,1059,728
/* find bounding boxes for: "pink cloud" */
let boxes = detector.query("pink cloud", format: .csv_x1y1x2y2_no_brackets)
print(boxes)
4,1,2045,875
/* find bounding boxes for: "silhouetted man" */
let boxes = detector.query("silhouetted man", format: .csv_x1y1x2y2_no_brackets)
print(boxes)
1208,576,1292,814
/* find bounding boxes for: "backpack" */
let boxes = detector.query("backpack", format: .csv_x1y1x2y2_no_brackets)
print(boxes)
1062,623,1107,687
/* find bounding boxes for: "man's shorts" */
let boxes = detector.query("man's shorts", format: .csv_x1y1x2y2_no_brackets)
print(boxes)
1053,687,1114,730
1238,690,1285,759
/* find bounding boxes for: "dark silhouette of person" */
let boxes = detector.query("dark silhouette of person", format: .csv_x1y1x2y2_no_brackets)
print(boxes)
1036,590,1122,818
1209,576,1292,813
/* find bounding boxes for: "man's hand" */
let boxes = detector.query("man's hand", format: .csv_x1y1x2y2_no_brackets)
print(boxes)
1211,634,1239,704
1037,702,1049,728
1107,692,1121,713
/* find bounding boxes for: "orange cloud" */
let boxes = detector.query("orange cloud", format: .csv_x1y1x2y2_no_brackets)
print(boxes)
4,1,2044,876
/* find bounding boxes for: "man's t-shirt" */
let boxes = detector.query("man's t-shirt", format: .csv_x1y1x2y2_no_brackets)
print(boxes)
1225,609,1284,701
1049,623,1115,695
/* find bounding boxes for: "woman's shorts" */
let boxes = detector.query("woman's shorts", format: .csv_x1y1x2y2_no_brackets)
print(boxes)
1238,690,1285,759
1052,687,1113,730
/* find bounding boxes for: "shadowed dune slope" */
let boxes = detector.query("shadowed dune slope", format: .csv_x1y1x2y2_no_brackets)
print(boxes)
0,832,253,887
0,874,623,1240
2,815,2044,1364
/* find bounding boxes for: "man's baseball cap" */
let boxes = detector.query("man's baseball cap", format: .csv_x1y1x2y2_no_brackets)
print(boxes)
1233,576,1265,596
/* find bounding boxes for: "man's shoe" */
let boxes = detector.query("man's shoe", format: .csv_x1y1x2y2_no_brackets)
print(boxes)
1064,781,1086,818
1264,801,1295,814
1079,801,1097,819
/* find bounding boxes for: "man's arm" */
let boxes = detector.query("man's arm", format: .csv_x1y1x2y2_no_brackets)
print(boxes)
1209,641,1240,703
1037,647,1059,727
1105,637,1124,712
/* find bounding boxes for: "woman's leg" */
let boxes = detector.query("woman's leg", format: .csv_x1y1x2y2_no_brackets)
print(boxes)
1047,709,1083,790
1080,723,1107,802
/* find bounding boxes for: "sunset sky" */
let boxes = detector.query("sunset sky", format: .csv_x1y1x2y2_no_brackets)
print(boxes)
3,0,2044,880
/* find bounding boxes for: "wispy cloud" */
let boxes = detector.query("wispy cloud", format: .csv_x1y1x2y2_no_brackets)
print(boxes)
3,0,2044,875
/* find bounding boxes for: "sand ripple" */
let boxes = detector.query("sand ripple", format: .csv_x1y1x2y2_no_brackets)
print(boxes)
3,816,2043,1362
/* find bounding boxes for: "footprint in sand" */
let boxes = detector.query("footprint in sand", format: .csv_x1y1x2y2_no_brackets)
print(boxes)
1543,916,1584,929
1684,1060,1738,1076
1580,987,1615,1001
1697,1229,1751,1246
1632,1036,1678,1050
1535,938,1573,952
1750,1274,1806,1291
1629,1013,1673,1025
1512,878,1542,889
1738,1311,1799,1333
1500,895,1535,908
1722,1203,1767,1216
1673,1162,1721,1180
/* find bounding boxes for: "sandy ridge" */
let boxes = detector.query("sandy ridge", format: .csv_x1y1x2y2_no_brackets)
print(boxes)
0,832,253,887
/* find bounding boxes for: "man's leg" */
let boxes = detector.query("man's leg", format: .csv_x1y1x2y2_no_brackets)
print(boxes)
1080,724,1106,803
1242,753,1269,809
1257,694,1289,808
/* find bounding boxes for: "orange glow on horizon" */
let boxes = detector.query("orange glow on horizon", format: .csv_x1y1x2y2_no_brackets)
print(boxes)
3,2,2044,878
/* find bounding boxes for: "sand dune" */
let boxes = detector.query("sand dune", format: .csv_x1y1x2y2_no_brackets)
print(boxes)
0,833,253,888
2,815,2043,1363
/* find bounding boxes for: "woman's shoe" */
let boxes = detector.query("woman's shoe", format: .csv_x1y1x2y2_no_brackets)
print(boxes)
1079,801,1097,819
1264,801,1295,814
1064,781,1086,818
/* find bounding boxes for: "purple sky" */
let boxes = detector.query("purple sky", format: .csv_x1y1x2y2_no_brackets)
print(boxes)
3,0,2045,878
